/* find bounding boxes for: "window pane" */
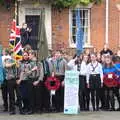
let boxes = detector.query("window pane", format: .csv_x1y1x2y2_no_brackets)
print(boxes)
72,19,76,26
72,28,76,35
71,9,89,44
72,10,76,18
84,27,88,33
72,35,76,43
84,10,88,18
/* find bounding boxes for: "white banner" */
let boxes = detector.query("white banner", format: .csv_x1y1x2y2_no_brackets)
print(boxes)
64,70,79,114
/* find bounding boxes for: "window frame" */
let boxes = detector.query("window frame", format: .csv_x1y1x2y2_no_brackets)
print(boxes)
69,8,91,48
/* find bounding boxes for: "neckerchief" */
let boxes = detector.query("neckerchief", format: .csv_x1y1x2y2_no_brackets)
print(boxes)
55,58,63,72
22,60,31,72
42,59,50,76
91,62,98,72
77,61,81,71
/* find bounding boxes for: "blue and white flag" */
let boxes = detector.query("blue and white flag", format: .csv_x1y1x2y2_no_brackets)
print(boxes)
76,9,84,56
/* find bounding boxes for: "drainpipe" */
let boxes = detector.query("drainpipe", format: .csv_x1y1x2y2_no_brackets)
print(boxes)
105,0,109,44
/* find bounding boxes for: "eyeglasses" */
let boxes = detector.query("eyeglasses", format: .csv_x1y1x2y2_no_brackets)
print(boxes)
23,55,28,56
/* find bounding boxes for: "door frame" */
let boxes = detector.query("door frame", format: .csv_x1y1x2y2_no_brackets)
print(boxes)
18,3,52,49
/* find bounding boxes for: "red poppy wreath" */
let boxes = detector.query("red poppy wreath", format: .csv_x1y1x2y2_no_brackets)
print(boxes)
103,72,118,87
45,76,60,91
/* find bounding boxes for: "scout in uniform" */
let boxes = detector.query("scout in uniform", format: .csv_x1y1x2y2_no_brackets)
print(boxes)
52,50,67,112
4,54,23,115
87,53,103,111
17,52,39,114
29,51,44,113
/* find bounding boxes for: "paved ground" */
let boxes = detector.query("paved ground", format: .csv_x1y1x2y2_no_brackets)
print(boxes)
0,110,120,120
0,91,120,120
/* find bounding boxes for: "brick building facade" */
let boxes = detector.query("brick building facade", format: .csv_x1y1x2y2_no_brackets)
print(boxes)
52,0,120,54
0,0,120,55
0,4,14,48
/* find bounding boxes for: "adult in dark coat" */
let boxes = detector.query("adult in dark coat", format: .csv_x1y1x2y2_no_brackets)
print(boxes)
100,44,113,56
20,23,31,48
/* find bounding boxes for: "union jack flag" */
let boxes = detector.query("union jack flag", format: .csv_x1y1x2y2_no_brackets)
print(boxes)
9,19,23,60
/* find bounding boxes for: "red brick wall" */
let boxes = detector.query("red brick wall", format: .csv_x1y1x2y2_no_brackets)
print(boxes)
0,5,14,48
91,0,106,52
89,0,120,53
52,8,69,51
109,0,120,53
51,0,120,55
52,3,107,54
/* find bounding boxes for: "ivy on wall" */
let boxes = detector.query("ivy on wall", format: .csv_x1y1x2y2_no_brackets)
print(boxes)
50,0,102,9
0,0,15,9
0,0,102,9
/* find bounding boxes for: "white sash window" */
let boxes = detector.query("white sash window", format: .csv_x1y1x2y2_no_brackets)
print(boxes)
69,8,90,48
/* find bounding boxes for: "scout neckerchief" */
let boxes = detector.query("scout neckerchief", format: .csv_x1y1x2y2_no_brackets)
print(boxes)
56,58,63,72
42,59,50,76
23,60,31,73
91,61,98,72
77,61,81,71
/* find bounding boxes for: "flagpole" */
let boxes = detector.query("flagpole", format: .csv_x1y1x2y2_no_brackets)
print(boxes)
16,1,19,26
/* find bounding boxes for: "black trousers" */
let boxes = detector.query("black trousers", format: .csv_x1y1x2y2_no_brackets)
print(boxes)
79,75,90,110
99,87,105,109
19,79,44,112
19,80,36,112
27,80,41,112
90,88,101,110
19,81,29,111
27,80,49,112
89,74,101,110
104,87,115,110
41,76,50,111
79,88,90,111
7,79,22,112
1,80,8,110
53,75,64,112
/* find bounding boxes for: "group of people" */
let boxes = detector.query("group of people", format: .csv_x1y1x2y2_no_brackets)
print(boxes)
0,44,120,115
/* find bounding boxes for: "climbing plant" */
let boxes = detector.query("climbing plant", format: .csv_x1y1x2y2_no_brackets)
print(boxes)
0,0,15,9
50,0,102,9
0,0,102,9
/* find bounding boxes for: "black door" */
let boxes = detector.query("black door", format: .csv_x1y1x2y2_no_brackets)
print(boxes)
25,15,40,50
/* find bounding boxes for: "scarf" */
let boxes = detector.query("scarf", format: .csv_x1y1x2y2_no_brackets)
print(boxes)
55,58,63,72
42,60,50,76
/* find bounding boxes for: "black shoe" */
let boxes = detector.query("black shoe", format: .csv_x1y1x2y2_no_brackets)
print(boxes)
3,108,8,112
109,108,115,111
93,107,96,111
9,111,16,115
37,110,42,114
20,110,25,115
96,107,99,111
44,109,50,113
26,110,34,115
116,108,120,111
85,107,89,111
22,108,29,113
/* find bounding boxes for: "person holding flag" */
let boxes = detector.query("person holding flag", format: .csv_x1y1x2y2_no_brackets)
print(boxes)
20,23,32,48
